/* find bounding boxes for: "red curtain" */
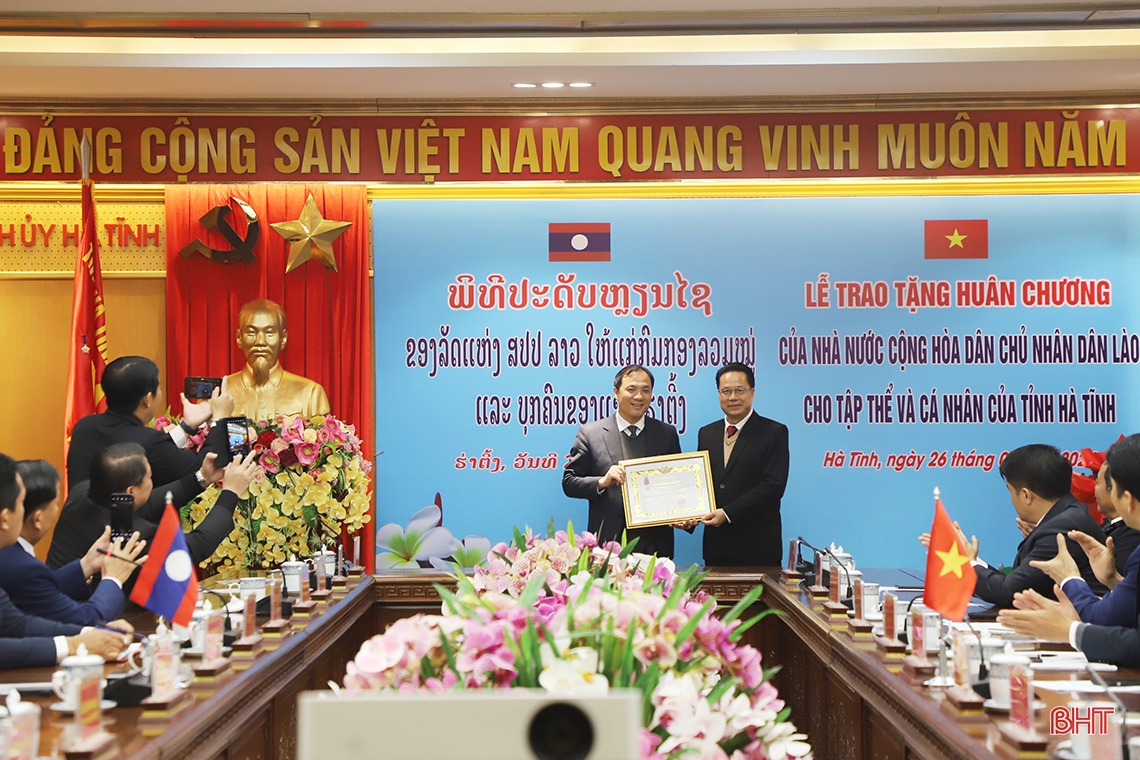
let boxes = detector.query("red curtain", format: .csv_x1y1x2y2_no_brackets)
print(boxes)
165,184,374,571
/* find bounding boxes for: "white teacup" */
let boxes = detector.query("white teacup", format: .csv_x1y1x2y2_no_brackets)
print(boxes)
239,576,268,600
282,561,305,593
51,664,104,711
988,653,1030,707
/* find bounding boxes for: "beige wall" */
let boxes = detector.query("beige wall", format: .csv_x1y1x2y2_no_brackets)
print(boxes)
0,276,166,557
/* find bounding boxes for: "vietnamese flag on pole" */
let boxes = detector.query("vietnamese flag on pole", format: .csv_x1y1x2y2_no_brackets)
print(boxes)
64,144,109,457
924,219,988,259
924,490,977,621
130,503,199,626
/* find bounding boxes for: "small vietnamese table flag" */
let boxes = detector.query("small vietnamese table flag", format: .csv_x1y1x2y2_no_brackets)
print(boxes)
130,499,199,626
924,487,977,621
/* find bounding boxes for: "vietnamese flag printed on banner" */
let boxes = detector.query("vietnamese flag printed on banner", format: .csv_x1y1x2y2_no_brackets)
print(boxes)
924,219,988,259
924,496,977,621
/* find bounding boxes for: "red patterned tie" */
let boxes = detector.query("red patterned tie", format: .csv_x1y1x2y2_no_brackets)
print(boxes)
726,425,738,438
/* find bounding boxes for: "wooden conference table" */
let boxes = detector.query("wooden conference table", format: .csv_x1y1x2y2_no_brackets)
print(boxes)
0,567,1123,760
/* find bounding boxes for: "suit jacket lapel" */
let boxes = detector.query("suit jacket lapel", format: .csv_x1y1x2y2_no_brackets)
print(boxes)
601,415,622,465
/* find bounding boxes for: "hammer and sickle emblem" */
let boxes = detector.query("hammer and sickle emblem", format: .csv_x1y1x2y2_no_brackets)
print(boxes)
178,197,260,264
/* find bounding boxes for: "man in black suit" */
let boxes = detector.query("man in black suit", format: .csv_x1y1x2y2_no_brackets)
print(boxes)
1092,461,1140,578
49,442,258,571
0,453,127,668
563,365,682,558
923,444,1108,608
998,434,1140,665
66,356,233,489
697,363,789,567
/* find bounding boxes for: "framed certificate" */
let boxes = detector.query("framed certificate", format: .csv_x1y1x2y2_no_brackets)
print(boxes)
620,451,716,529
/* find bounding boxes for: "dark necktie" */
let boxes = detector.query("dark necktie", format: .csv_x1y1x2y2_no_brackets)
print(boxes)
726,425,738,438
625,426,639,438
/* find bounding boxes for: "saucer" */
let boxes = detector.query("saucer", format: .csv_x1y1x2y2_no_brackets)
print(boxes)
983,699,1045,713
50,700,116,713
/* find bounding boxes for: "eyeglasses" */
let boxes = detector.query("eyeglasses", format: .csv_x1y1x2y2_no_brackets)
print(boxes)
718,387,753,397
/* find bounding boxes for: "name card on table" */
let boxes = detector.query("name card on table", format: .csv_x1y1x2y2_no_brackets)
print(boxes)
205,609,225,663
787,539,799,573
829,564,840,604
299,564,311,604
1009,662,1033,731
269,578,283,621
853,579,864,620
315,556,327,592
910,607,925,658
883,593,897,640
244,594,257,639
76,670,102,743
952,629,972,687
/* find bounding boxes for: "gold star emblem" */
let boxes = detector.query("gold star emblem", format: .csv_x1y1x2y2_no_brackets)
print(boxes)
935,541,971,579
271,194,352,274
946,229,967,249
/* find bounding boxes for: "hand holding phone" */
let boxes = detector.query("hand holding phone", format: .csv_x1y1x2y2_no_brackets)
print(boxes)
184,376,223,400
110,493,134,542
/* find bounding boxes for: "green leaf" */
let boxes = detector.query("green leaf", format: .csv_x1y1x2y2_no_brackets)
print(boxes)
518,572,545,609
547,517,556,539
639,663,661,725
616,619,639,687
655,575,689,622
705,675,740,705
761,665,783,683
640,556,657,591
617,536,640,559
513,527,528,551
721,583,765,625
566,520,576,548
438,633,458,675
433,584,466,616
720,730,752,755
776,706,791,723
673,599,715,648
420,654,436,681
728,609,783,643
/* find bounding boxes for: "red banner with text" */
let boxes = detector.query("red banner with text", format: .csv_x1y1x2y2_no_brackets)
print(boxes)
0,107,1135,183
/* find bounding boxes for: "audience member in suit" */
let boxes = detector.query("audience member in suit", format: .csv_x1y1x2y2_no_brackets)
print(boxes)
49,443,258,571
0,453,128,668
563,364,683,558
66,356,234,489
0,460,146,626
999,434,1140,665
1090,461,1140,578
920,444,1108,607
695,363,789,567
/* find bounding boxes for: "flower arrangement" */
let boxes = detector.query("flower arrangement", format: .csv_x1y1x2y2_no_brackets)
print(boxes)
345,526,812,760
375,503,492,571
181,414,373,569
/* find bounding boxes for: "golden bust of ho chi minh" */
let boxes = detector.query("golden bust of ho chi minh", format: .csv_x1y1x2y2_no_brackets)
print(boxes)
225,298,330,421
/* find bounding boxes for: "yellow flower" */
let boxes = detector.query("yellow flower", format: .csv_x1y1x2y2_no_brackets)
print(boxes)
274,473,291,488
326,454,343,468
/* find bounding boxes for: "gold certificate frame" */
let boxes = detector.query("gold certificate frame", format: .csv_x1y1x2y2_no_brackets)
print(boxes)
620,451,716,529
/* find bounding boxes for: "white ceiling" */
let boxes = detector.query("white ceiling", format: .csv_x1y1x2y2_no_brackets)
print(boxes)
1,2,1140,102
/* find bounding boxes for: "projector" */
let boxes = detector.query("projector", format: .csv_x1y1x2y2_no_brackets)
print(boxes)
297,689,641,760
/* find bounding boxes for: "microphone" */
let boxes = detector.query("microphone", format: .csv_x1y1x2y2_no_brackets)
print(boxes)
797,535,851,602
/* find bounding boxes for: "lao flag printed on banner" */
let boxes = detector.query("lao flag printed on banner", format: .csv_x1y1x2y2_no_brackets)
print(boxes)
924,219,988,259
129,504,199,626
549,223,611,262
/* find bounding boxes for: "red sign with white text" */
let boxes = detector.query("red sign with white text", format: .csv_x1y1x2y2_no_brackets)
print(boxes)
0,108,1135,183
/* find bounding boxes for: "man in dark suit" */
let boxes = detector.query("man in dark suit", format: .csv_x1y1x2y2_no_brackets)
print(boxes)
49,443,257,571
924,444,1108,608
0,460,146,626
563,365,682,558
696,363,789,567
0,453,127,668
998,434,1140,665
66,356,233,489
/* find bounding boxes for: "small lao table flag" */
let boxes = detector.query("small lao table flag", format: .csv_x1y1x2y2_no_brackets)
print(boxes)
924,219,988,259
923,495,977,621
549,223,610,262
129,503,199,626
